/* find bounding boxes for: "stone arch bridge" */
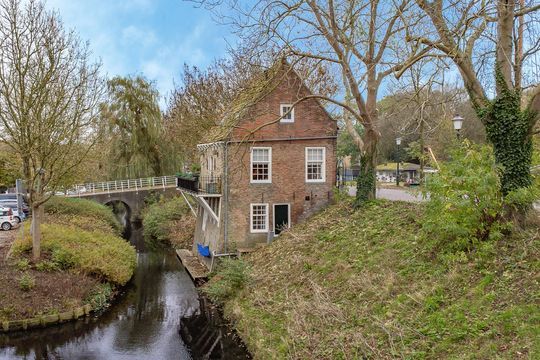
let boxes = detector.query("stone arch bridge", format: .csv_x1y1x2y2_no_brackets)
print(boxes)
66,176,178,220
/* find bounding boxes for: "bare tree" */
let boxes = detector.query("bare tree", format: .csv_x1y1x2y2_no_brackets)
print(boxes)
165,61,240,166
0,0,103,259
198,0,434,204
381,58,486,177
406,0,540,195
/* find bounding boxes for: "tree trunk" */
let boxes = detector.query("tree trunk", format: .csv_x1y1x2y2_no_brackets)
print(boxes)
496,0,515,94
419,105,425,182
482,91,533,195
355,128,378,206
32,203,41,260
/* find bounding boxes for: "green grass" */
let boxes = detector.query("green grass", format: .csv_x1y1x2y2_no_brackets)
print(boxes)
208,200,540,359
13,223,136,285
142,196,195,248
45,197,122,234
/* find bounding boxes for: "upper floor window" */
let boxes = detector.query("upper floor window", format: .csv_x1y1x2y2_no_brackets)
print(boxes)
306,147,326,183
207,156,216,172
280,104,294,123
251,147,272,183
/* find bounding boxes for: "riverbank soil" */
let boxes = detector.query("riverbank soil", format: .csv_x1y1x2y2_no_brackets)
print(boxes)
207,200,540,359
142,196,195,249
0,197,135,325
0,230,98,321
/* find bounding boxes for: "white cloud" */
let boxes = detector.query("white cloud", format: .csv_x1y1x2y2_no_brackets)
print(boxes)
140,22,212,103
122,25,157,47
44,0,229,107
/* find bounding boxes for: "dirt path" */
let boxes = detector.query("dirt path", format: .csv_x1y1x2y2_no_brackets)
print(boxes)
0,229,16,250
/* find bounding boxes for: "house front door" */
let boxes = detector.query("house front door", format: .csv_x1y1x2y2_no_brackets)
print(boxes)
273,204,290,235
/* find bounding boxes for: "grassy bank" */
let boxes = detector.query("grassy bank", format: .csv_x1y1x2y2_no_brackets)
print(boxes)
0,197,136,322
206,200,539,359
44,196,123,234
142,196,195,249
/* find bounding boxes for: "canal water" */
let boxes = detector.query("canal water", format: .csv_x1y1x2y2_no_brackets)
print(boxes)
0,222,250,359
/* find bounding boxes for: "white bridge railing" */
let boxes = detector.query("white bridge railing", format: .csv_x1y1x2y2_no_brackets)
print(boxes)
67,175,177,196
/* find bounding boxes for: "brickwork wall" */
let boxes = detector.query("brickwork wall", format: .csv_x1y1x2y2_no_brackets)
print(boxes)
194,65,338,254
223,66,338,248
230,68,337,141
226,138,336,247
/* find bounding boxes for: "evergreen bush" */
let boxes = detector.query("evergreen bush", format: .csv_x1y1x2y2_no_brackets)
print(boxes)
423,143,504,252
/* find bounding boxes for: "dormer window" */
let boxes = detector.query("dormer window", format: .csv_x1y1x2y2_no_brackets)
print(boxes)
280,104,294,123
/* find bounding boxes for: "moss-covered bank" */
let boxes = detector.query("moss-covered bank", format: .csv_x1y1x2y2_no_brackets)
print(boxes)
0,197,136,326
206,200,539,359
142,196,195,249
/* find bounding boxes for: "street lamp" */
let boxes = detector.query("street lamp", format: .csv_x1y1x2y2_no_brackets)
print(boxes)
452,114,464,139
396,137,402,186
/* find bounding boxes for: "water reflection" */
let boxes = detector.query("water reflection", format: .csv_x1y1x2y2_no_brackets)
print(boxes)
0,223,209,359
0,219,250,360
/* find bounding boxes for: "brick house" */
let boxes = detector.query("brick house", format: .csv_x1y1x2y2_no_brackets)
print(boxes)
176,60,337,266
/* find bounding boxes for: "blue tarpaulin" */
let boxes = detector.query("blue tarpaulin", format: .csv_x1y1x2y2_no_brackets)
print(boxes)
197,243,211,257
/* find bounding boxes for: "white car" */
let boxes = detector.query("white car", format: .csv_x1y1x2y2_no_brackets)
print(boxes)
0,207,18,231
2,204,25,223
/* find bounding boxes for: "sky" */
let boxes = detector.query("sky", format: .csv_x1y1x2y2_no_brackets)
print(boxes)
45,0,234,105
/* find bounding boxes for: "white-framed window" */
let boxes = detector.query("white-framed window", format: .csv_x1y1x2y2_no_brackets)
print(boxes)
305,147,326,183
250,203,269,233
250,147,272,183
280,104,294,123
207,156,215,172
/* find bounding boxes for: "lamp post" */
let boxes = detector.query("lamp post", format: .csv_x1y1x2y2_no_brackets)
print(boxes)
452,114,464,139
396,137,402,186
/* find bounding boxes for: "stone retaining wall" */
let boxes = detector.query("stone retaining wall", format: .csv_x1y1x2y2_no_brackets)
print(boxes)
1,304,93,332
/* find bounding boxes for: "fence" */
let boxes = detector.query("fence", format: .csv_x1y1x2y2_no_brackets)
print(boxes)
176,175,222,195
67,175,177,196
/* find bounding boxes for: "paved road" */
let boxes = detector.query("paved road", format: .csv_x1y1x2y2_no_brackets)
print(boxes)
347,186,540,211
347,186,425,202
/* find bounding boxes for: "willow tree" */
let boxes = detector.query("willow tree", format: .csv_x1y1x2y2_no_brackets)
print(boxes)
100,76,164,179
407,0,540,195
0,0,103,259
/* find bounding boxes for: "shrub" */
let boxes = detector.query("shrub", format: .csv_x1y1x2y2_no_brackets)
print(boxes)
48,214,120,236
35,260,59,272
45,197,122,234
51,247,75,270
12,223,136,285
85,283,113,311
15,258,30,271
423,143,505,252
143,196,194,246
19,273,35,291
204,258,250,305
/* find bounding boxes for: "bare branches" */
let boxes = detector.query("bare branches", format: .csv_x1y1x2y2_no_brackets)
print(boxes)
514,3,540,17
0,0,104,204
412,0,490,109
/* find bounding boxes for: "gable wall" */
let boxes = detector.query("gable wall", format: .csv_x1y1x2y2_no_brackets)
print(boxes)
230,68,337,141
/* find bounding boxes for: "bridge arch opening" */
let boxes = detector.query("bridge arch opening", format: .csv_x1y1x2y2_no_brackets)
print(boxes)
105,200,132,238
